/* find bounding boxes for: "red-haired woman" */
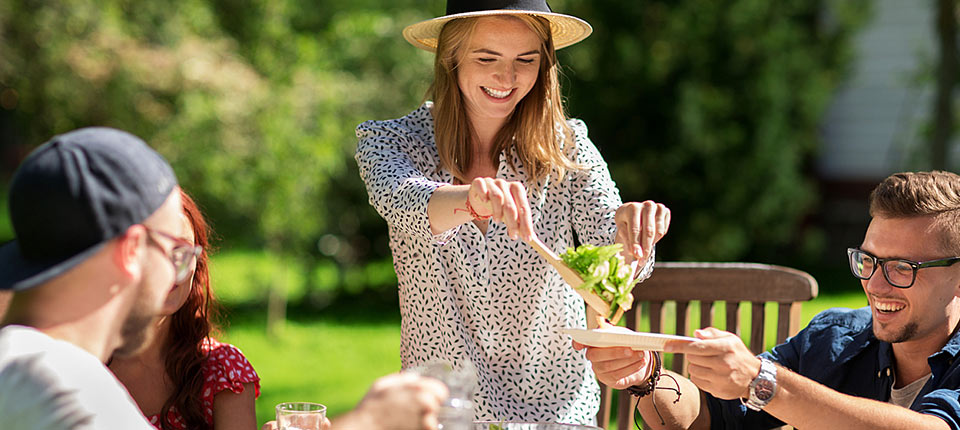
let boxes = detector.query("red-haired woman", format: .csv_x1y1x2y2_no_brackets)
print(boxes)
110,190,260,429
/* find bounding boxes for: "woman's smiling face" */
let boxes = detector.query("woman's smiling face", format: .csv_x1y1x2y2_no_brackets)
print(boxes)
457,16,542,126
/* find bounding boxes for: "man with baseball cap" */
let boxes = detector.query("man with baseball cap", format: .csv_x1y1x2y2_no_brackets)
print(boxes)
0,127,187,429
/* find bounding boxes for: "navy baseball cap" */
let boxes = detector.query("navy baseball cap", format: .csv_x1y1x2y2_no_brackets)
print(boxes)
0,127,178,291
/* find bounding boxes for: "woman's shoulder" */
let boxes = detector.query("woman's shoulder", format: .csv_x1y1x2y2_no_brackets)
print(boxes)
202,338,245,357
560,117,602,162
201,338,260,392
565,117,589,135
356,103,434,139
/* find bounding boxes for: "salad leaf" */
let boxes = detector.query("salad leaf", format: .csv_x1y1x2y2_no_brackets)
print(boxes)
560,243,638,320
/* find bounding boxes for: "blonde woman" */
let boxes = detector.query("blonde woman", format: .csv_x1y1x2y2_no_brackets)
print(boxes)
355,0,671,424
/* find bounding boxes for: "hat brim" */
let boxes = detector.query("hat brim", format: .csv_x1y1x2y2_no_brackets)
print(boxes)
402,10,592,53
0,239,108,291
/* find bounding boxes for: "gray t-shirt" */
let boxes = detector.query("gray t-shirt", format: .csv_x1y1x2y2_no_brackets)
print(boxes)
890,373,933,409
0,325,153,429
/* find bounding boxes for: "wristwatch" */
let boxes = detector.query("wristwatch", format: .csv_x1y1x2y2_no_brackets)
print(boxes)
743,357,777,411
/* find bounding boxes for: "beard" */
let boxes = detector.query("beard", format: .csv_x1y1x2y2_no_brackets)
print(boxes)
874,321,919,344
112,282,161,357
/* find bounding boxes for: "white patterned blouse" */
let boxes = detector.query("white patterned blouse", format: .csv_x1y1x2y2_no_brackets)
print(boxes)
355,103,654,425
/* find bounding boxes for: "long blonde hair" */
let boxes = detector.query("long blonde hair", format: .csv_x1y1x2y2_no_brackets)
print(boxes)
429,14,579,184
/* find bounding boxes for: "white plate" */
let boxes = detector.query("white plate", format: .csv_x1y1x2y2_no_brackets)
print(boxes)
561,327,696,351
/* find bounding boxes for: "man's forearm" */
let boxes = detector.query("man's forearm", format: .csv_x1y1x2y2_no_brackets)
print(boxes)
764,365,949,430
636,369,711,430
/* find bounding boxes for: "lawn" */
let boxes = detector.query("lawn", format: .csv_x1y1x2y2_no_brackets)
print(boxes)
219,312,402,427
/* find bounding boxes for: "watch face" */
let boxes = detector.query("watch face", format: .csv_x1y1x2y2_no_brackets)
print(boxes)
755,379,775,401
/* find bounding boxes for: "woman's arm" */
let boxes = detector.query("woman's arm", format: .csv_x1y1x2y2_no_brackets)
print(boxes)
566,120,670,263
212,382,258,430
357,120,536,242
427,178,535,240
356,121,453,241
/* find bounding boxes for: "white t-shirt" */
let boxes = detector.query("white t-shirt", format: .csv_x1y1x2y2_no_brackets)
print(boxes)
0,325,153,429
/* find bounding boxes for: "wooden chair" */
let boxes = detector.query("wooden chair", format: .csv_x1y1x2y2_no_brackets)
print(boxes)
596,262,819,430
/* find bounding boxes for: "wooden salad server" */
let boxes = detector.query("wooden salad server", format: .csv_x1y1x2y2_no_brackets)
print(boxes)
525,236,619,327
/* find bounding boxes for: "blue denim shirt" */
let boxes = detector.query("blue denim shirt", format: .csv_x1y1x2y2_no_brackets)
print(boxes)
705,307,960,429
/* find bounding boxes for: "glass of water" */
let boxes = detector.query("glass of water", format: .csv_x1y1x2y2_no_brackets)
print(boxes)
408,360,478,430
276,402,326,430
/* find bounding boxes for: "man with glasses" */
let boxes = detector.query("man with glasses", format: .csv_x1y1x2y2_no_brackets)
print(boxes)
0,127,183,429
581,170,960,429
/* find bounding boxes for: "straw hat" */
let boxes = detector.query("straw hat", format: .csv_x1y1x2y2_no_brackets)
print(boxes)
402,0,592,53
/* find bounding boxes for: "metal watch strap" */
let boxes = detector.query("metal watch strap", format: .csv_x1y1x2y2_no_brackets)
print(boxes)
743,357,777,411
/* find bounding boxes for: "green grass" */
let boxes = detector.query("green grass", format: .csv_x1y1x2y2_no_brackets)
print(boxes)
218,310,403,427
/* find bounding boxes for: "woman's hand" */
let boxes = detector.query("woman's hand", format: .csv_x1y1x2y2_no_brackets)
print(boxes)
615,201,670,263
467,177,534,241
573,341,656,389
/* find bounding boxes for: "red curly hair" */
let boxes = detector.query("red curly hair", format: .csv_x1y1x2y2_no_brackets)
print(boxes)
158,190,220,429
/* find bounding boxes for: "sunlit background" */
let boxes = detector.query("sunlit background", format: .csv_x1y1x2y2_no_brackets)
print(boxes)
1,0,958,427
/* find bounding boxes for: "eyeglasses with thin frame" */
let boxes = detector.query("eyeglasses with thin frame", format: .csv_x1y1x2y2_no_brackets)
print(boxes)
847,247,960,289
144,227,202,284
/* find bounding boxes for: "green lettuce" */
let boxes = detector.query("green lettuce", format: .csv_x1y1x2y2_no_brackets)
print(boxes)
560,243,638,320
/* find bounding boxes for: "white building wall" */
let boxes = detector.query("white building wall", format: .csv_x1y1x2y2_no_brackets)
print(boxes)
818,0,952,180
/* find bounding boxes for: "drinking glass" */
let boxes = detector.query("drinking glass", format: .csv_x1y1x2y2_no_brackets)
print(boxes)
409,360,478,430
276,402,326,430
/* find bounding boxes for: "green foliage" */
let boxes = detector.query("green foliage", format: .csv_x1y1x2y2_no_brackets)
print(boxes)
560,0,869,262
210,250,309,306
209,249,397,306
0,187,10,242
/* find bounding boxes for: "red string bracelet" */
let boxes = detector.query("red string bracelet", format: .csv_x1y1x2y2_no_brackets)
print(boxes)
454,197,491,220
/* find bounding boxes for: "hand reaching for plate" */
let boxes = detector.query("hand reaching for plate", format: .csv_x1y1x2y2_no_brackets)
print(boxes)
573,340,657,390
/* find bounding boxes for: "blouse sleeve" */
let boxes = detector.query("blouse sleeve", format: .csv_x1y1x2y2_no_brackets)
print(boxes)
565,119,623,246
565,119,655,282
355,118,459,243
204,343,261,399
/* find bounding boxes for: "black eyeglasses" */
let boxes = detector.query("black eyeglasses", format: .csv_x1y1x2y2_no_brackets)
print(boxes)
144,227,202,284
847,247,960,288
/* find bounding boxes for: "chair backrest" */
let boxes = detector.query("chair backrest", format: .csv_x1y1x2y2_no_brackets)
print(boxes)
596,262,818,430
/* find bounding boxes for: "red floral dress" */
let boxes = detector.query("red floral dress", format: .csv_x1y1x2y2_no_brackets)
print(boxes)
147,339,261,429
